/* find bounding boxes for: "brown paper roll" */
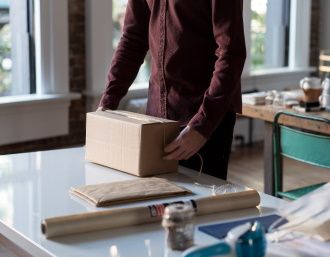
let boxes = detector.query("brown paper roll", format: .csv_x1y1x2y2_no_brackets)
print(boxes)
42,190,260,238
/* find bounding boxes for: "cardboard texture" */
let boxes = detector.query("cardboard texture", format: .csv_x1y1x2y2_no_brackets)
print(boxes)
85,110,180,176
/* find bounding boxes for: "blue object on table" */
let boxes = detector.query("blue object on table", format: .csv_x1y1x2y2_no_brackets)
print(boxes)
235,221,266,257
182,242,231,257
198,214,286,239
183,221,268,257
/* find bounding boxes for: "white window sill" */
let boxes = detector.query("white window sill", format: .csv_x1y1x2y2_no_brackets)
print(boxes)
0,93,80,107
86,67,315,111
242,66,316,91
0,93,81,146
124,67,316,92
243,66,316,79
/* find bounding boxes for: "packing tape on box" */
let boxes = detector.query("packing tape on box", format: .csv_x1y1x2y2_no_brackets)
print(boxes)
41,189,260,238
105,110,169,146
106,110,168,124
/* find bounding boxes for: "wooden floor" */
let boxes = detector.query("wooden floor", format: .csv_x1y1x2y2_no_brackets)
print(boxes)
228,142,330,192
1,142,329,256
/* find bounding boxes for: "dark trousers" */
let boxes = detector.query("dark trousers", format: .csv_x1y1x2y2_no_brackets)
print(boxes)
179,112,236,180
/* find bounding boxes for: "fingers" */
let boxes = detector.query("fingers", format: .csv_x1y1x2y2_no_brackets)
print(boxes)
163,134,185,160
96,106,111,111
163,141,199,160
164,147,197,161
164,139,180,153
184,150,196,160
163,126,207,161
163,148,186,160
179,150,195,161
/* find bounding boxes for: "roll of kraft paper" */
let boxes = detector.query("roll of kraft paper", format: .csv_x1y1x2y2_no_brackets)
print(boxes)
42,190,260,238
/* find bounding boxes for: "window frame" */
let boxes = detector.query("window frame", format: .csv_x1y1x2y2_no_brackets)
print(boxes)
244,0,312,74
27,0,36,93
264,0,290,69
85,0,314,109
239,0,314,93
0,0,79,146
35,0,69,95
4,0,30,96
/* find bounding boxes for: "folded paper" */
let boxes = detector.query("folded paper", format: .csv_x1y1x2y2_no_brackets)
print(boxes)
277,183,330,241
70,177,191,207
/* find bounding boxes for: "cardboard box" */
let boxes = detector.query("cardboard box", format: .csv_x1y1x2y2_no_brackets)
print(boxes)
85,110,180,176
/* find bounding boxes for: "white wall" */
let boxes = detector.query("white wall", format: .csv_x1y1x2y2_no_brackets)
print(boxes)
320,0,330,50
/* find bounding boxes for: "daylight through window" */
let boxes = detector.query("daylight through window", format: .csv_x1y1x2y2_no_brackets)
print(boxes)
0,0,34,97
250,0,291,70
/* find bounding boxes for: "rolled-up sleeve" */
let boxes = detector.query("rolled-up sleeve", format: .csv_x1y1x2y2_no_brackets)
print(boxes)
99,0,150,109
188,0,246,138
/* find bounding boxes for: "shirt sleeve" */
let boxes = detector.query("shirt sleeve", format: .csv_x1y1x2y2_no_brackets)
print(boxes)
188,0,246,138
99,0,150,110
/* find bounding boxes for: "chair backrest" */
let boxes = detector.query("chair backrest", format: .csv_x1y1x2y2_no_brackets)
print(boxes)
273,111,330,168
279,125,330,167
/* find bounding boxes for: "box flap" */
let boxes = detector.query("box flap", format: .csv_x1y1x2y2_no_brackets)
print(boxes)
88,110,177,125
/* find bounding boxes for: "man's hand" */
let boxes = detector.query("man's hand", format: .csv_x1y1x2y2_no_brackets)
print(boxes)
163,126,207,160
96,106,106,112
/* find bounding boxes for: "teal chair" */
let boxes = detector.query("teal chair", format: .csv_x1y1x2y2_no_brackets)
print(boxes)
273,111,330,200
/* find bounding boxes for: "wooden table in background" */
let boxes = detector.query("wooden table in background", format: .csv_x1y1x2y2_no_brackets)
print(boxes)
241,104,330,195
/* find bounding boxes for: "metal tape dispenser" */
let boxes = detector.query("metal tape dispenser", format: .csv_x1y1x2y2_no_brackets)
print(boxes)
182,221,266,257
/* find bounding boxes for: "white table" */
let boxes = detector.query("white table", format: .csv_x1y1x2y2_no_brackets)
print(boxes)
0,147,286,257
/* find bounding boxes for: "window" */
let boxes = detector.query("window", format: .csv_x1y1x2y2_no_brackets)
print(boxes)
250,0,291,70
0,0,74,146
113,0,150,89
112,0,293,82
0,0,34,97
86,0,312,99
0,0,10,96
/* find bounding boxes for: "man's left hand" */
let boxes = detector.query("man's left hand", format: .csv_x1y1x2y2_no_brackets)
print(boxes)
163,126,207,160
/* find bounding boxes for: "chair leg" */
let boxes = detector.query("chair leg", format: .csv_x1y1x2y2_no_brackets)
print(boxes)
248,118,253,147
276,155,283,197
273,124,283,197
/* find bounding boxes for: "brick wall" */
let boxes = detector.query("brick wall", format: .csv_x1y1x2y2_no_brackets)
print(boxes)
310,0,321,71
0,0,86,155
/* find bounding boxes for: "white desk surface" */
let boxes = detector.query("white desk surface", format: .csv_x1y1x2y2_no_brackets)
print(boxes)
0,147,287,257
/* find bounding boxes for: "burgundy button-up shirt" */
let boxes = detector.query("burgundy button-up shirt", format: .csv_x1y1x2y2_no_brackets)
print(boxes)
99,0,246,138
